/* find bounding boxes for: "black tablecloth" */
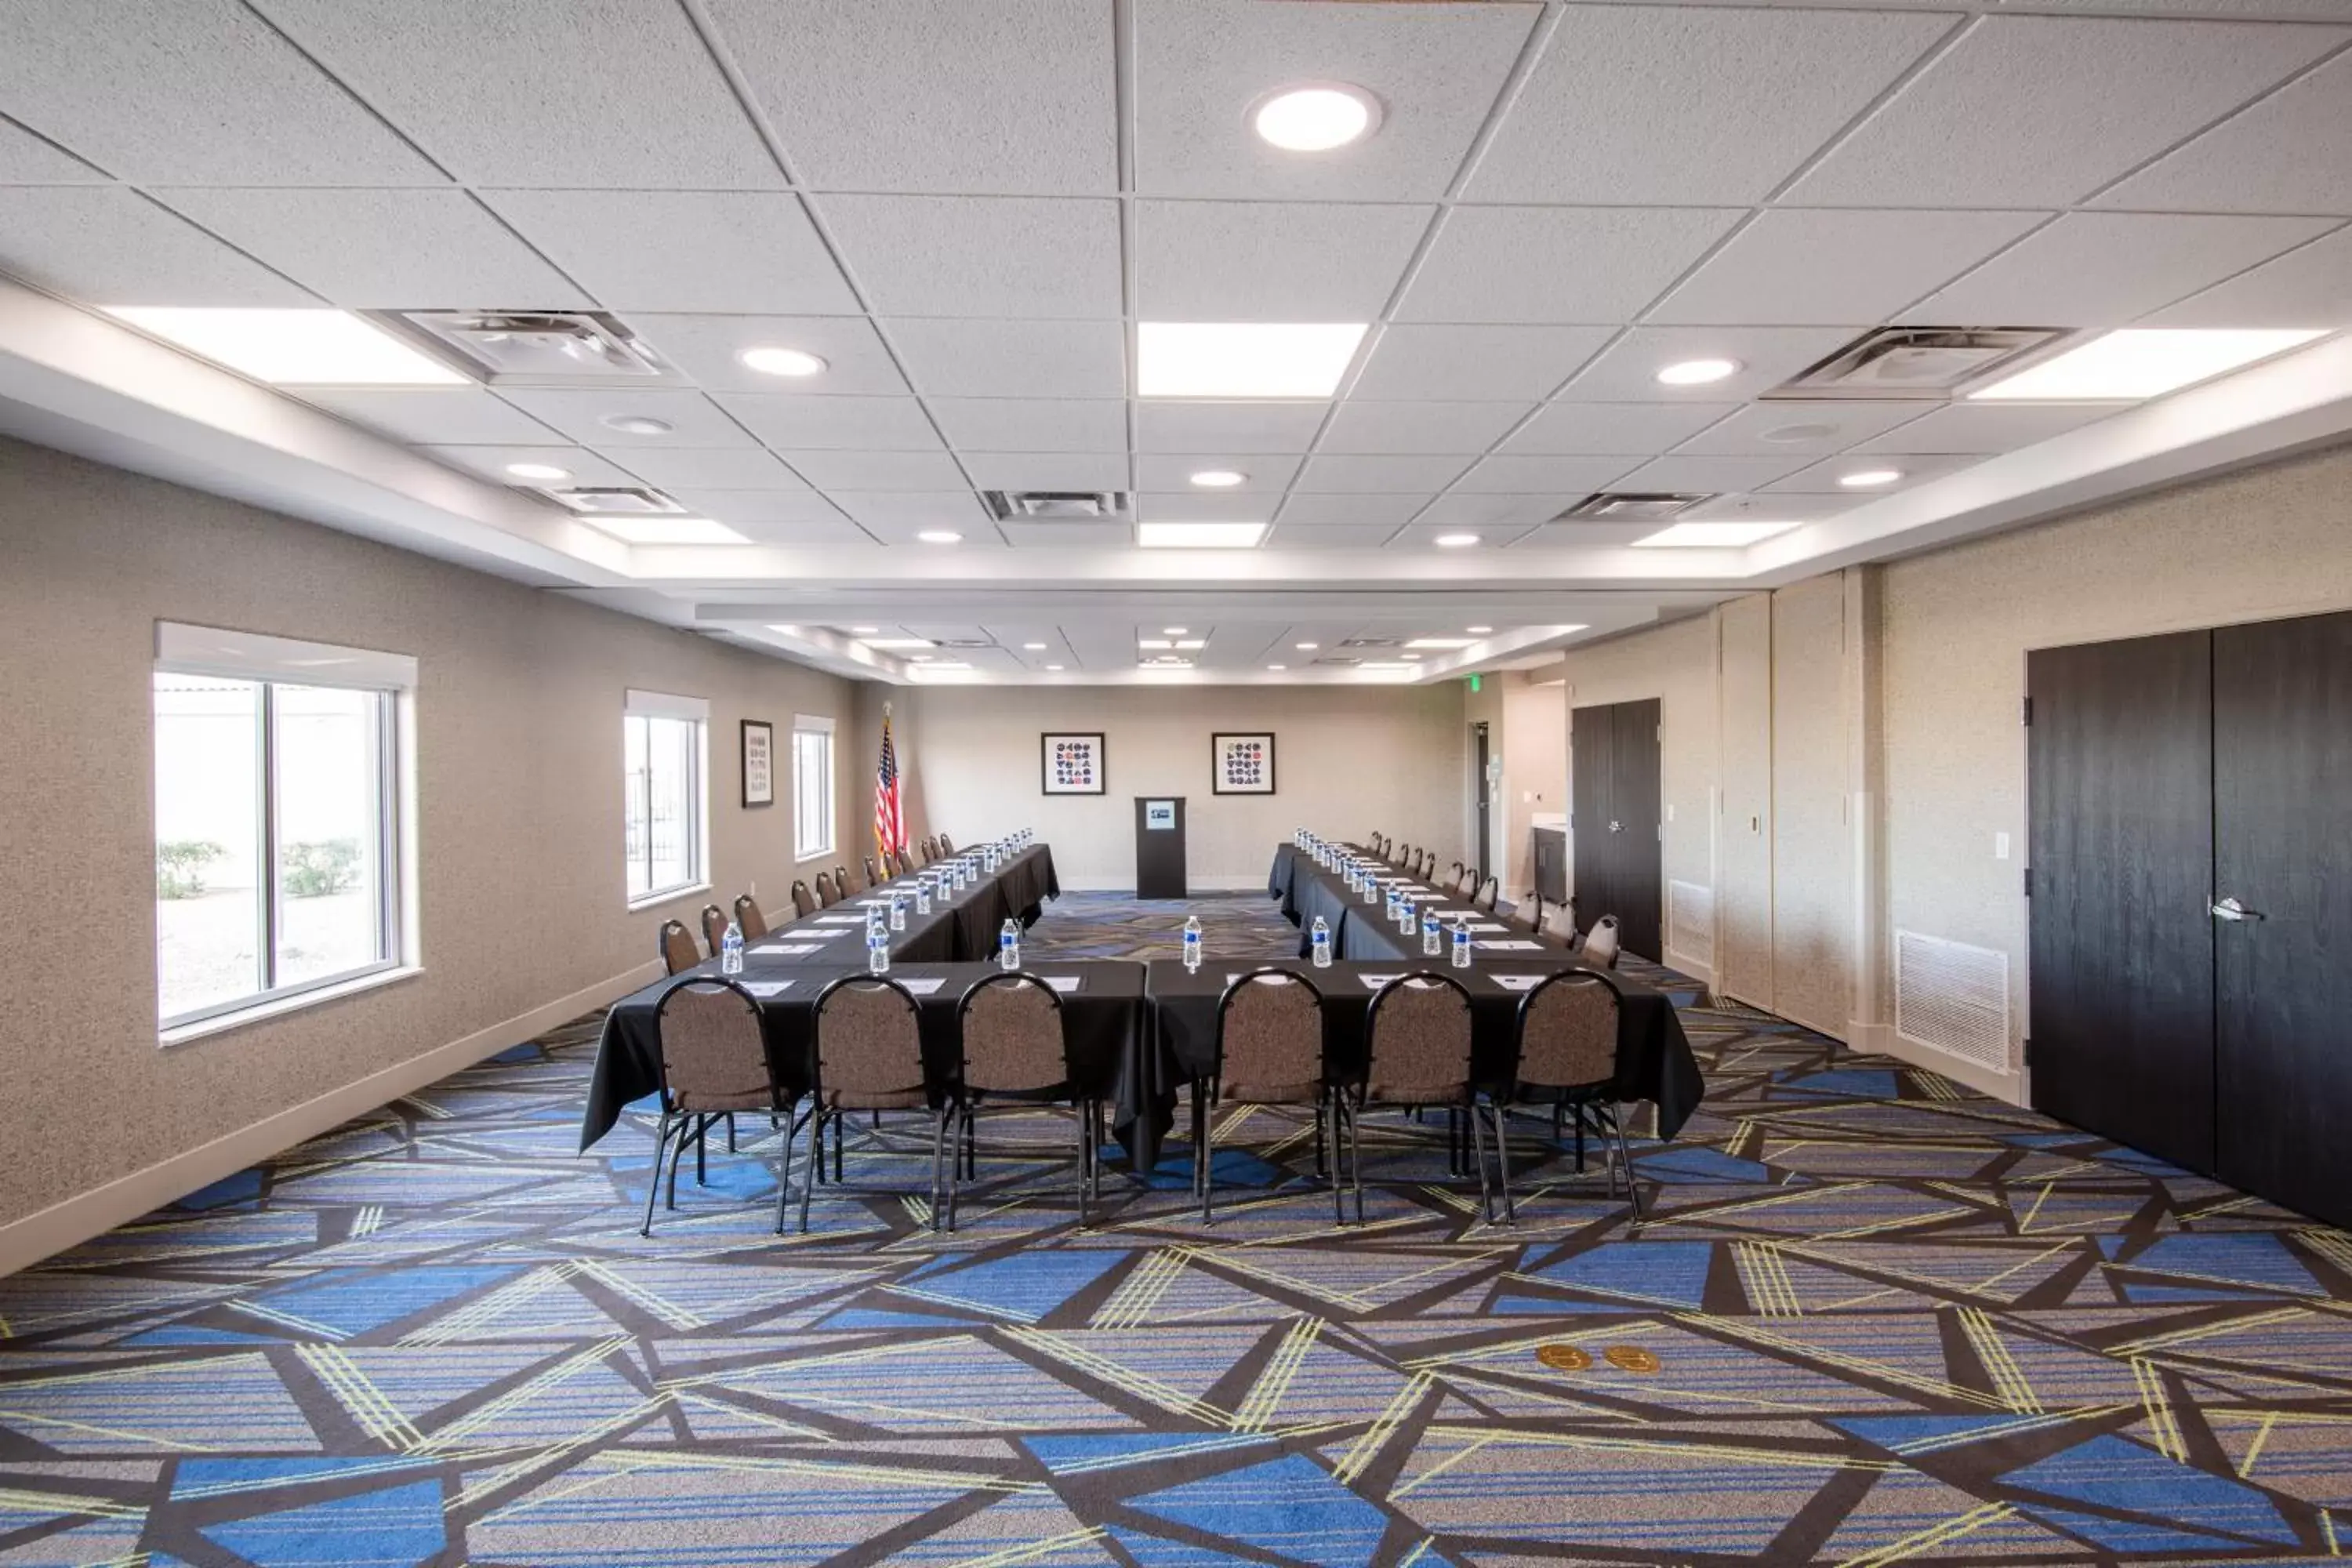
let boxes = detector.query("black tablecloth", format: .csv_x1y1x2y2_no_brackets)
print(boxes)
737,844,1059,968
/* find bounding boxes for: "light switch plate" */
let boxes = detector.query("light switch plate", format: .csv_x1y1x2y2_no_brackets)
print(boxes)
1994,832,2011,860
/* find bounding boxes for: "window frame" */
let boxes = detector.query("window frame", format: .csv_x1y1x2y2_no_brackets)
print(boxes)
792,713,837,862
623,689,710,910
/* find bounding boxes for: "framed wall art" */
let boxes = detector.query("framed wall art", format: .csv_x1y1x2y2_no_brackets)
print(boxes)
1212,731,1276,795
740,719,774,808
1041,731,1107,795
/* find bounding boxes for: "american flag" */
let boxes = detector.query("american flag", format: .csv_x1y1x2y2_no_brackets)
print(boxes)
873,703,904,858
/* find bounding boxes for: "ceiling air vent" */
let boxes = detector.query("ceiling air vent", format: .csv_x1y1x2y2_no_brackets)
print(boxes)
390,311,675,384
1312,655,1363,667
546,487,685,516
1768,327,2067,401
1338,637,1403,649
1555,492,1711,521
982,491,1131,521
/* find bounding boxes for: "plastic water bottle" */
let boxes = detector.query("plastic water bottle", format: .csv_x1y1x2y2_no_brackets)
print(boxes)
915,877,933,914
1362,870,1379,905
1421,908,1442,956
1182,913,1202,972
1311,915,1333,968
889,891,907,932
720,920,744,975
1399,892,1417,935
868,920,890,975
1451,918,1472,971
999,917,1021,971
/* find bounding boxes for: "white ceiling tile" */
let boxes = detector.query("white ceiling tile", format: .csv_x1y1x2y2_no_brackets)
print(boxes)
1679,492,1875,523
1317,401,1530,456
626,315,910,396
1265,523,1404,550
1133,492,1279,522
1610,454,1813,492
1906,212,2339,327
1396,206,1743,324
1783,16,2344,207
1274,492,1430,527
826,491,995,541
784,450,969,490
927,398,1127,453
960,453,1131,492
151,187,589,310
0,0,442,184
480,191,856,314
1002,521,1131,549
2151,226,2352,327
820,195,1123,318
717,515,878,549
1849,401,2131,453
1512,521,1658,550
1649,209,2045,326
303,387,559,445
1450,456,1641,495
253,0,780,187
1554,327,1861,402
496,388,757,448
0,187,310,306
613,447,809,492
1414,494,1574,528
1294,455,1474,493
1503,402,1736,456
1135,453,1304,492
1131,0,1534,201
1388,521,1538,549
2098,52,2352,216
1468,7,1953,204
714,394,942,452
1672,400,1927,456
1348,325,1613,402
1760,452,1988,493
1136,201,1431,321
1134,401,1328,454
0,114,103,182
421,443,640,487
662,490,851,525
887,318,1126,397
709,0,1115,194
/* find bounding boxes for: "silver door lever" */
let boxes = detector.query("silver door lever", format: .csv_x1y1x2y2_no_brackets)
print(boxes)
2210,897,2265,922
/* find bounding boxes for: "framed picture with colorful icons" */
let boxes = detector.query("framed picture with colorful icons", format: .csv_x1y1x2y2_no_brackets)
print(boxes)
1040,731,1107,795
1211,731,1276,795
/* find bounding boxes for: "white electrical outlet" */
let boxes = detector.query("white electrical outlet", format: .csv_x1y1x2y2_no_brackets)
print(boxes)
1994,833,2011,861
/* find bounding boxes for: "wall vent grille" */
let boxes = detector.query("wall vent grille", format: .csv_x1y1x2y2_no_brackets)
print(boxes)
1668,880,1715,968
1894,930,2010,1071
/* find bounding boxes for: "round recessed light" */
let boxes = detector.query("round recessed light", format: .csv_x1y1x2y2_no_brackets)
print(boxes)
1251,82,1381,153
1434,532,1482,548
1163,626,1188,636
916,530,964,544
852,626,880,634
738,345,827,378
1761,421,1839,444
1189,469,1247,488
1655,358,1740,387
1467,625,1493,634
1268,663,1287,671
1023,641,1048,650
1838,468,1904,488
1295,641,1318,651
599,413,674,436
503,461,571,481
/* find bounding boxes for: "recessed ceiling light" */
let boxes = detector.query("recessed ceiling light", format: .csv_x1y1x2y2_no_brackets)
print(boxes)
1655,357,1741,387
503,461,571,481
1466,625,1493,634
1296,641,1318,650
1163,626,1188,636
1023,641,1048,650
1407,637,1475,650
1838,468,1904,488
860,637,935,650
600,413,674,436
1252,83,1381,152
908,653,934,662
1045,663,1065,671
1189,469,1247,488
915,530,964,545
738,346,826,378
1137,322,1366,399
581,516,749,545
1761,421,1840,444
105,307,466,386
1268,663,1287,671
1969,328,2327,401
1400,652,1423,660
1137,521,1269,548
1633,521,1805,547
851,626,880,634
1433,532,1482,548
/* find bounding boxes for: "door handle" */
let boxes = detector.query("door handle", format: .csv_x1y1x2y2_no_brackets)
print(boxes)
2210,896,2265,922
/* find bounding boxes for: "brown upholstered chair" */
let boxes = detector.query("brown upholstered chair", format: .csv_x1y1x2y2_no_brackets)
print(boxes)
1472,877,1501,914
735,894,769,939
1396,844,1414,873
642,978,794,1235
920,836,938,863
1541,900,1580,943
1458,866,1483,901
1514,892,1547,936
1345,973,1485,1224
938,833,954,854
790,880,817,917
798,975,946,1232
1198,969,1332,1223
658,919,701,977
813,872,837,908
944,973,1098,1229
1447,861,1466,892
1581,915,1622,970
1497,971,1635,1220
864,854,884,888
700,903,728,954
892,848,915,877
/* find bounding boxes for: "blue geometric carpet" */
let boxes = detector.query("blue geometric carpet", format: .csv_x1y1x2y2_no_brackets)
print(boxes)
3,895,2350,1565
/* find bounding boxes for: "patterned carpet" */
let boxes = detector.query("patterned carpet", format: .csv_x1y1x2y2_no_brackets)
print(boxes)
3,896,2351,1565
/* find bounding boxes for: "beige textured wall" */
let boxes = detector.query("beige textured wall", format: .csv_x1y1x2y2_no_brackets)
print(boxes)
1715,597,1773,998
0,437,856,1236
1499,670,1568,899
1769,575,1854,1037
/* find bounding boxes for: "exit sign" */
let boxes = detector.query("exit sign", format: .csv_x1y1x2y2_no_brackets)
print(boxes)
1467,673,1482,693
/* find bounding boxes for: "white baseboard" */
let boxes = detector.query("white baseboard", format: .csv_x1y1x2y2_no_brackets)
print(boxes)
1846,1022,2026,1105
0,960,660,1277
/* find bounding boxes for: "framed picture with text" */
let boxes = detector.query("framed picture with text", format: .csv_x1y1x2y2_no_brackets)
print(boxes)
1212,731,1276,795
741,719,774,808
1041,732,1107,795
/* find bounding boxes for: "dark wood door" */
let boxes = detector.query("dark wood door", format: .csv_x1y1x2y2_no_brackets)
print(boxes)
1571,703,1614,942
2027,632,2217,1174
2214,611,2352,1228
1612,699,1663,959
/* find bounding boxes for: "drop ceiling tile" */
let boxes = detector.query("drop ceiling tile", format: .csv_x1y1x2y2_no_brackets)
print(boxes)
1134,401,1329,453
713,394,943,452
1131,0,1534,200
151,187,590,310
662,490,851,526
1317,401,1530,456
2151,227,2352,327
253,0,780,187
1416,494,1577,528
0,114,103,182
1397,206,1743,325
1133,492,1279,522
497,388,757,448
1783,16,2344,207
1906,212,2338,326
1136,201,1432,321
2098,52,2352,215
1388,521,1539,549
0,187,310,306
1513,521,1660,550
1503,402,1736,456
1468,7,1953,204
715,515,878,549
1275,492,1431,527
1348,325,1613,401
626,315,911,396
1672,400,1928,456
1135,453,1304,492
1610,454,1813,492
613,447,809,492
1679,492,1874,523
481,191,856,314
421,444,640,487
0,0,442,183
1849,401,2131,453
960,453,1131,492
709,0,1115,194
1450,456,1642,494
887,318,1126,397
1294,454,1475,493
783,450,969,491
1265,523,1404,550
826,491,995,540
1649,209,2045,326
1002,521,1131,549
927,398,1127,452
301,387,561,445
1760,452,1987,493
820,195,1123,318
1553,326,1861,402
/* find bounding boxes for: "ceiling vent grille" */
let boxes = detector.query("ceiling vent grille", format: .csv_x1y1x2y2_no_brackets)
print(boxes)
1668,880,1715,970
1339,637,1403,648
546,486,685,516
1894,930,2011,1072
1769,327,2067,401
1555,492,1711,521
982,490,1131,521
1312,655,1363,667
391,311,674,384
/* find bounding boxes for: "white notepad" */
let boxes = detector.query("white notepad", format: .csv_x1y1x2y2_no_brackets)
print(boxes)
1044,975,1081,994
1468,922,1510,933
796,927,849,940
896,977,946,996
1490,974,1546,992
1477,939,1545,951
816,915,866,925
743,981,793,997
752,943,822,956
1358,974,1405,989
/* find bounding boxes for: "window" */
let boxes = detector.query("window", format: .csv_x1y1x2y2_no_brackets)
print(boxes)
793,715,835,860
624,690,707,906
154,625,412,1033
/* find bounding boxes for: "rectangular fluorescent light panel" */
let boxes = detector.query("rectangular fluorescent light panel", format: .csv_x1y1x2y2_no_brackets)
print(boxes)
1137,521,1269,549
1137,322,1367,398
1406,637,1477,650
1970,328,2325,401
106,307,466,386
858,637,935,650
583,517,750,545
1633,521,1805,548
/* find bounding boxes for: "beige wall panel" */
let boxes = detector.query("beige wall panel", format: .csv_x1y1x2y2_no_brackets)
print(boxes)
1716,595,1774,1004
1769,573,1852,1039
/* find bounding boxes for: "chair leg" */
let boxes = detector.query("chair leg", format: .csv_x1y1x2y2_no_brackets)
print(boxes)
928,1107,949,1232
1468,1096,1494,1225
833,1109,845,1182
640,1111,673,1236
963,1109,977,1181
1613,1106,1645,1221
694,1114,708,1186
1200,1090,1216,1226
666,1116,691,1210
1330,1097,1348,1228
727,1112,738,1153
771,1106,793,1235
1492,1103,1516,1226
1313,1090,1329,1180
798,1105,824,1233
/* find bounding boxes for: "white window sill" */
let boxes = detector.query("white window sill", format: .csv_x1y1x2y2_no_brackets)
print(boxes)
161,964,423,1048
796,850,835,864
628,883,711,914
